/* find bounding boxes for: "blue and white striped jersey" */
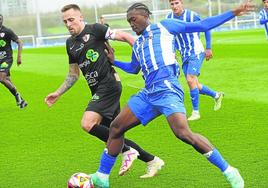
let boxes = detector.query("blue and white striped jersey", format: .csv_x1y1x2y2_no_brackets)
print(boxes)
259,8,268,39
114,11,235,87
166,9,211,63
132,23,179,86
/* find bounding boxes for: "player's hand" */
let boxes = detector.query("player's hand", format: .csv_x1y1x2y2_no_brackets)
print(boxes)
104,42,115,64
17,57,22,66
45,92,60,107
233,0,255,16
205,49,213,61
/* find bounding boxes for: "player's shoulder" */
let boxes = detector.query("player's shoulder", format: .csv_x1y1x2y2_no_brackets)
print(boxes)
260,8,266,14
1,25,12,33
87,23,107,31
165,12,173,18
185,9,199,16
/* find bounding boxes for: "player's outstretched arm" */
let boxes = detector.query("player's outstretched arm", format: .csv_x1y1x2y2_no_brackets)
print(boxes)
114,30,135,46
162,1,255,34
45,63,80,107
259,18,268,25
104,42,140,74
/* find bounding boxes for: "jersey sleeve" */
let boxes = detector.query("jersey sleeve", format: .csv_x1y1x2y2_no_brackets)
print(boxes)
114,51,141,74
92,23,117,40
92,23,109,39
259,10,268,25
193,12,201,22
193,12,211,49
161,11,234,35
7,28,18,42
66,39,76,64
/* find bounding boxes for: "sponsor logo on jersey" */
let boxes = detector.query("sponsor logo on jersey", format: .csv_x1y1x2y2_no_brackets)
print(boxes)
82,34,90,42
0,33,5,38
76,43,84,52
86,49,99,62
0,62,9,68
79,59,91,68
92,94,100,101
0,51,7,59
148,31,153,39
0,39,6,47
85,71,99,86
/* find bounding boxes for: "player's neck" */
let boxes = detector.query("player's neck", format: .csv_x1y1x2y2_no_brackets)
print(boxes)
174,9,184,16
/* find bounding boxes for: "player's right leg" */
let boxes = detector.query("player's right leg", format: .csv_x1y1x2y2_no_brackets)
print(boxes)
183,55,202,121
167,113,244,187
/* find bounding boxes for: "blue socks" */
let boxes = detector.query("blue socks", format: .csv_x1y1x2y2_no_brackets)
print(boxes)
206,149,229,172
97,150,117,175
190,88,199,111
199,85,216,98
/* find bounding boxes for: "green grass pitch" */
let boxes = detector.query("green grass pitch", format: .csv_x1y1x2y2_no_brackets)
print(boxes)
0,29,267,187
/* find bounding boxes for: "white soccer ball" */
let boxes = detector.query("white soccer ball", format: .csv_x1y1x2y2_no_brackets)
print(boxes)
67,172,94,188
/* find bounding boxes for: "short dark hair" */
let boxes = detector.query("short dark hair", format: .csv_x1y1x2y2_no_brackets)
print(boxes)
61,4,81,13
127,3,152,16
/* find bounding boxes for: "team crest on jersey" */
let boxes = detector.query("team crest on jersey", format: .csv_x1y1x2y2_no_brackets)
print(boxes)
0,40,6,47
0,33,5,38
86,49,99,62
148,31,153,39
83,34,90,42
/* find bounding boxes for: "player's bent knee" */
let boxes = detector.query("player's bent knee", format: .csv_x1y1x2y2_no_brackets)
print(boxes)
81,120,95,132
109,122,124,139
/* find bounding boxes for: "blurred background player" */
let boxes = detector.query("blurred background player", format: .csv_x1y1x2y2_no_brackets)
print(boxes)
259,0,268,39
99,16,109,27
166,0,224,121
89,2,255,188
0,14,27,108
44,4,163,178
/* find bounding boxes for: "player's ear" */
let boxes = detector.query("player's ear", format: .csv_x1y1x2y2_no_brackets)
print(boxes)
80,15,84,22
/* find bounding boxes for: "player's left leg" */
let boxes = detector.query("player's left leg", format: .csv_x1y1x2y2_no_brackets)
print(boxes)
198,82,224,111
0,70,27,108
167,113,244,188
90,105,141,188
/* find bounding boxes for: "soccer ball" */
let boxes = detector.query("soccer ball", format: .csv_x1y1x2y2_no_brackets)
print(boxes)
67,172,94,188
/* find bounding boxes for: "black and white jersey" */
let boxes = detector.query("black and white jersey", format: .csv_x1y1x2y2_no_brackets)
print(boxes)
66,23,118,93
0,26,18,62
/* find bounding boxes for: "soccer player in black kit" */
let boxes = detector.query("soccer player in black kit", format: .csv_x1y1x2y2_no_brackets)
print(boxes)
0,14,27,108
45,4,164,178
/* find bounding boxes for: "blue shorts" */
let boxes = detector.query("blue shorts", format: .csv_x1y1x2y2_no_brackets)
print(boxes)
127,79,186,125
182,52,205,76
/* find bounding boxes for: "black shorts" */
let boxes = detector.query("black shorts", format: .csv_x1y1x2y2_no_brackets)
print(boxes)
0,59,12,76
86,81,122,121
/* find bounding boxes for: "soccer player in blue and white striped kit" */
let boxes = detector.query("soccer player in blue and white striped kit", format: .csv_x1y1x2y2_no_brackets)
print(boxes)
260,0,268,39
166,0,224,121
90,2,254,188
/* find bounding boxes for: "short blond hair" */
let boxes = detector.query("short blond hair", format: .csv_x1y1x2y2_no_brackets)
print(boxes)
61,4,81,13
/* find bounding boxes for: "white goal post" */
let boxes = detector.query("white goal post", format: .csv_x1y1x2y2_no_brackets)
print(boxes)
19,35,36,48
